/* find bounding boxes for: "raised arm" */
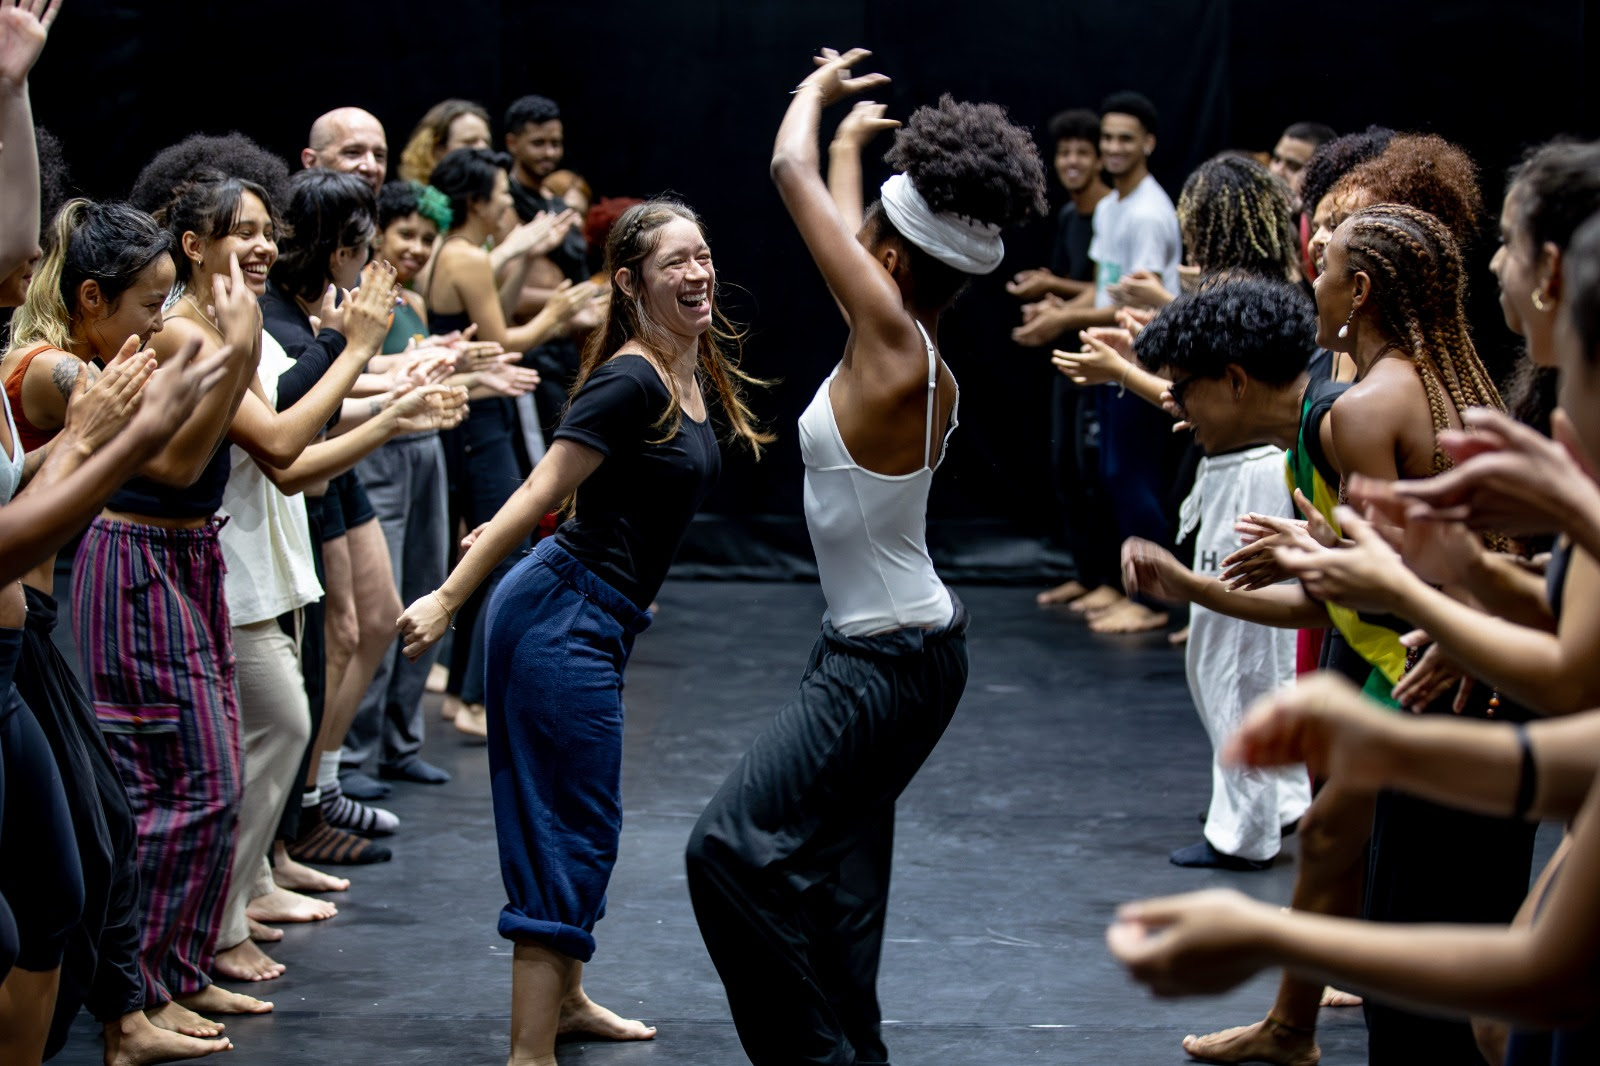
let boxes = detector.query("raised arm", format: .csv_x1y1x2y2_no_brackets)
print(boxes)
396,437,603,658
770,48,911,344
229,260,396,467
444,241,596,355
0,0,58,276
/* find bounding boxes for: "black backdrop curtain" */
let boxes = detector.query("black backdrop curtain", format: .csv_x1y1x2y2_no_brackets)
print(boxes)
30,1,1597,579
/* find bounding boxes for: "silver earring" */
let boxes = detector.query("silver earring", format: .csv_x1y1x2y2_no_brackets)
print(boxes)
1337,307,1354,340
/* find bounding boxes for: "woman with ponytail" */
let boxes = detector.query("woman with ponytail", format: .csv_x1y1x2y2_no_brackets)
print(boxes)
396,190,768,1062
685,48,1046,1066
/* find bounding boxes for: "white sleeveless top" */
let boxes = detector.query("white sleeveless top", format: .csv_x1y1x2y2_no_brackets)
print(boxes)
218,330,323,628
0,387,23,506
798,320,957,636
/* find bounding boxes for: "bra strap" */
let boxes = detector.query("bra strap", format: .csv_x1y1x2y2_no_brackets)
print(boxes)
914,319,937,468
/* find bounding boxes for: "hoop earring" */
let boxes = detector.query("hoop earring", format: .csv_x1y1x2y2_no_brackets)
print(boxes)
1336,306,1355,340
1531,289,1551,312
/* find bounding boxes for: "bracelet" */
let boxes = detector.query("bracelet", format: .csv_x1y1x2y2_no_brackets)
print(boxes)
1117,363,1131,398
431,591,456,630
1512,722,1537,821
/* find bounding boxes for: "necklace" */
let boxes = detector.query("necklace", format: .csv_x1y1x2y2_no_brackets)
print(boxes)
182,292,224,338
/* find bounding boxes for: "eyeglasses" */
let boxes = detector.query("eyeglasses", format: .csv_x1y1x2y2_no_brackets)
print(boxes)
1168,374,1198,411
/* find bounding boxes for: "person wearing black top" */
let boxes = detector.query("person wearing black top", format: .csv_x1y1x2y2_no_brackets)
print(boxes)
398,197,768,1066
1006,108,1114,609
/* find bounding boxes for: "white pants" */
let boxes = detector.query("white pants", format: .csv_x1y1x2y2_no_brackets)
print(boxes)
218,616,311,948
1180,447,1311,860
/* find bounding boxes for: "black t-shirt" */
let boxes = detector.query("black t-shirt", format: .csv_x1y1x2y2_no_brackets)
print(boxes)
258,281,349,415
552,354,721,608
1049,201,1096,284
508,178,588,283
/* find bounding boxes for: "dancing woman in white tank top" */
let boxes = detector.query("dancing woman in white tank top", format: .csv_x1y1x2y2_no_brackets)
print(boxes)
687,48,1047,1066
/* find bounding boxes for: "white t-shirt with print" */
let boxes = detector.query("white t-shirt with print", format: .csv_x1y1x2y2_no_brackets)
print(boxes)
1089,173,1182,309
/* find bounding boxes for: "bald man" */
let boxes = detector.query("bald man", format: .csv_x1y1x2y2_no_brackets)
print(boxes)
302,107,387,195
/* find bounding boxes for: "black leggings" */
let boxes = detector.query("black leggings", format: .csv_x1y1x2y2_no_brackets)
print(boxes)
687,595,970,1066
15,585,156,1054
0,622,85,983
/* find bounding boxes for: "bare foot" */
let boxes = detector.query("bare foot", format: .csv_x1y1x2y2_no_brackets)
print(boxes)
176,986,273,1016
1181,1019,1320,1065
145,1001,225,1039
558,991,656,1042
455,703,488,741
270,846,350,893
214,939,285,982
1070,585,1124,615
1168,623,1191,646
1089,600,1169,634
441,693,462,721
104,1010,231,1065
1037,580,1092,606
1320,986,1363,1008
426,661,449,694
247,918,282,943
247,885,337,924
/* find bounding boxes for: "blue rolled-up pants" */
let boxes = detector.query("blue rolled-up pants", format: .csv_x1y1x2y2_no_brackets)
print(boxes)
482,538,650,962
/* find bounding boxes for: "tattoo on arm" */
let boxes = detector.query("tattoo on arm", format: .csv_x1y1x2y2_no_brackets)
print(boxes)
51,358,83,401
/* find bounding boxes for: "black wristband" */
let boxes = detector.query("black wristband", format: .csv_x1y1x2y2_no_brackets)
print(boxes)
1512,722,1537,821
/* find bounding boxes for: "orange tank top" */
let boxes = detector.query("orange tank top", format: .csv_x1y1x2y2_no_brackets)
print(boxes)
2,343,71,452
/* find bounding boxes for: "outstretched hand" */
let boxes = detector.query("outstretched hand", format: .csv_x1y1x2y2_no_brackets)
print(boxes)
60,335,150,453
1107,888,1275,998
797,47,890,106
0,0,61,88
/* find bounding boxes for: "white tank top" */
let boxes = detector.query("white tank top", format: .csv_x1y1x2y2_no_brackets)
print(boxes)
798,320,957,636
0,387,23,505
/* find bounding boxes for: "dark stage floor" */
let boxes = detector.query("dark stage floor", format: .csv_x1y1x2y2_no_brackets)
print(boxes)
57,580,1534,1065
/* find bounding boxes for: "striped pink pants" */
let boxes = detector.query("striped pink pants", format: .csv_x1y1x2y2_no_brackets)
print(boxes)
72,517,242,998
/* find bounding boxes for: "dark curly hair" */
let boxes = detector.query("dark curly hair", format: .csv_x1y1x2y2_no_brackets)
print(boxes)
35,127,73,240
1099,91,1159,135
1336,133,1483,246
273,169,376,303
1506,139,1600,256
1047,108,1101,147
1177,155,1298,280
429,147,511,231
868,95,1047,307
154,170,276,289
1299,126,1395,220
883,95,1048,227
1134,278,1315,387
504,94,560,134
129,132,291,218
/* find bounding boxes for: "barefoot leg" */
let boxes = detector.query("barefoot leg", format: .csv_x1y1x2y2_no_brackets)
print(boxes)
270,842,350,893
145,1001,225,1038
1089,600,1168,634
213,939,286,982
558,963,656,1042
1181,786,1371,1063
1036,580,1092,606
175,985,273,1016
247,918,282,943
104,1009,232,1066
0,965,62,1066
1320,987,1363,1008
1069,585,1124,614
508,942,573,1066
246,885,337,924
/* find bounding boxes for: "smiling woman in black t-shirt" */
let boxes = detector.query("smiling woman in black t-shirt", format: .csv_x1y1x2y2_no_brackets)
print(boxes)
397,197,768,1064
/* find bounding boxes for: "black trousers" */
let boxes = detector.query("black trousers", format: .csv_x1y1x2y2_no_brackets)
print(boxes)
1362,686,1539,1065
686,594,970,1066
1048,377,1120,589
14,586,151,1055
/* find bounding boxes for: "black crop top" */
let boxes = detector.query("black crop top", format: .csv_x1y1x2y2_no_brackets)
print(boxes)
552,354,721,608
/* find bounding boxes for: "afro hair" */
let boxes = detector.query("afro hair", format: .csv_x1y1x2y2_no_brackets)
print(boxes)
883,94,1048,228
128,132,291,217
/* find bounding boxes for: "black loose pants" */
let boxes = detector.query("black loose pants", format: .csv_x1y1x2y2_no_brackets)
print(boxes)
687,593,970,1066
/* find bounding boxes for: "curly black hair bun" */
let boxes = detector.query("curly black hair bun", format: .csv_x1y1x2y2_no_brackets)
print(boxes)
883,94,1048,228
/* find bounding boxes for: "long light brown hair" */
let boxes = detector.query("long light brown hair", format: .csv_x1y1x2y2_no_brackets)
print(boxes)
573,197,771,455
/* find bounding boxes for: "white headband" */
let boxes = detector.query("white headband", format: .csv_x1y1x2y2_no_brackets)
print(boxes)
878,172,1004,276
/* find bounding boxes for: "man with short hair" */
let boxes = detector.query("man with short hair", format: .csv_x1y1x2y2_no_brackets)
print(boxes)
502,94,586,444
302,107,388,196
1269,121,1336,210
